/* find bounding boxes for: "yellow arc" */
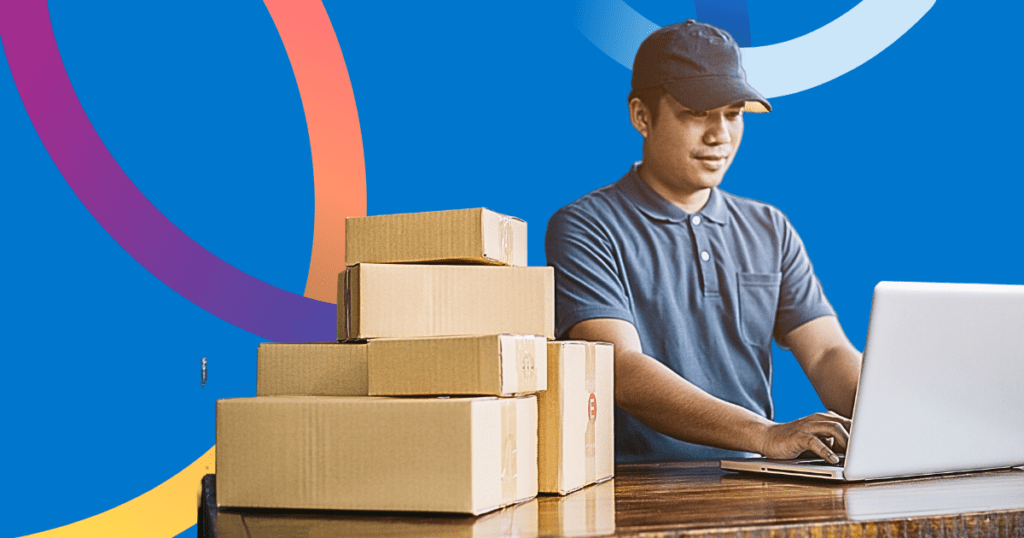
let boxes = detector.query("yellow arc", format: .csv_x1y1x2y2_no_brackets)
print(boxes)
20,447,215,537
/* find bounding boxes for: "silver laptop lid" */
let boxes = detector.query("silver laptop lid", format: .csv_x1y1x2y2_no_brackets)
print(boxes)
844,282,1024,481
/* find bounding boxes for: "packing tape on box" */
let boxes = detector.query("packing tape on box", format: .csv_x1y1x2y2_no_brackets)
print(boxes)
343,268,352,340
514,336,537,393
498,214,514,265
584,343,597,484
500,398,518,506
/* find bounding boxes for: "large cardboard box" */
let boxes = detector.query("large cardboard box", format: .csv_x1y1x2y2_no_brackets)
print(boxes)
345,208,528,267
367,334,548,397
256,342,367,396
216,395,538,515
338,264,554,341
538,341,615,495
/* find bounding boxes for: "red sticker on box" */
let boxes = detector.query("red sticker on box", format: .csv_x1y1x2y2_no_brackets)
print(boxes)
588,393,597,421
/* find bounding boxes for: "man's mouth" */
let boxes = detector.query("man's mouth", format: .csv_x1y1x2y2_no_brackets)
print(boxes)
694,153,729,161
694,153,730,170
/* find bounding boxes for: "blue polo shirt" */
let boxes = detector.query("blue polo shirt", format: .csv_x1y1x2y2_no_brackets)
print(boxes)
545,163,835,462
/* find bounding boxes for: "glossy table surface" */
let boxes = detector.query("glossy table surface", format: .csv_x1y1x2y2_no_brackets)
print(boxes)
207,461,1024,537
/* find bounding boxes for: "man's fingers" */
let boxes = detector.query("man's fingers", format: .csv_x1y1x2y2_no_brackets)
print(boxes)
798,415,850,450
807,421,850,450
822,411,853,430
766,413,854,461
803,435,840,464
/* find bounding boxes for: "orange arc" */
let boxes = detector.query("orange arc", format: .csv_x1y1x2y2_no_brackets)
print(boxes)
265,0,367,303
19,2,365,536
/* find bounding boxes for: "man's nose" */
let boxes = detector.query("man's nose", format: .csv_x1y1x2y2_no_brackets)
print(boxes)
702,115,732,146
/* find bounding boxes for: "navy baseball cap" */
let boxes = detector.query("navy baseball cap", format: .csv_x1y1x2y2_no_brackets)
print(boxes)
631,20,771,113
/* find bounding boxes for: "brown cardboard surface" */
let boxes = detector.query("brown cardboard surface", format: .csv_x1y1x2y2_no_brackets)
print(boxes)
256,342,367,396
339,264,554,341
216,395,538,515
538,341,615,495
345,208,528,266
367,334,547,396
214,500,539,538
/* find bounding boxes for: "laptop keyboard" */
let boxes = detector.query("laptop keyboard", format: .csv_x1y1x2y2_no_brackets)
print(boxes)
793,455,846,466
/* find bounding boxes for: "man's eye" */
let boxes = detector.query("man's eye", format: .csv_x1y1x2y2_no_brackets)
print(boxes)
727,111,743,120
683,110,707,118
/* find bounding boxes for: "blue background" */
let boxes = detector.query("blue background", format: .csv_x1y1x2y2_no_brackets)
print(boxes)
2,1,1020,536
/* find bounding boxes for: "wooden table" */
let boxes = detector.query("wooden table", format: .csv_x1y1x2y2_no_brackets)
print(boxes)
204,462,1024,537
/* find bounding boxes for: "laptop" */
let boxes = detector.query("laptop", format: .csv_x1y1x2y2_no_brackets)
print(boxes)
721,281,1024,481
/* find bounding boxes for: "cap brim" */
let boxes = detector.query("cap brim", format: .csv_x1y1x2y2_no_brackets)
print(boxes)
662,76,772,113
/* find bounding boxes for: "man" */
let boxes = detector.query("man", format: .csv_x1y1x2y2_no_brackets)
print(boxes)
545,20,862,463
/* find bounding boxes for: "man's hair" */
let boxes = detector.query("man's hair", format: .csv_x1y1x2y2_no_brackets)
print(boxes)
628,86,667,125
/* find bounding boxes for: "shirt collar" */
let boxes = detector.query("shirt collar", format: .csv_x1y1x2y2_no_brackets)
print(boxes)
619,162,729,226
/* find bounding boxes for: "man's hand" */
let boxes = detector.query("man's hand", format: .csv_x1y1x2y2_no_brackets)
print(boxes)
757,411,852,464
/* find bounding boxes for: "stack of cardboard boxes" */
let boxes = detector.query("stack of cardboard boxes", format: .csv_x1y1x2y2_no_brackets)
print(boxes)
215,208,614,516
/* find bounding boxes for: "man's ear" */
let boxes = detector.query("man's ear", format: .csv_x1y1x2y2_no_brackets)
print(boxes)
629,97,652,138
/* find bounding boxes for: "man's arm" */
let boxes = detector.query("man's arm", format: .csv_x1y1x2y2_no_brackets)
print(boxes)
569,318,852,463
783,316,862,418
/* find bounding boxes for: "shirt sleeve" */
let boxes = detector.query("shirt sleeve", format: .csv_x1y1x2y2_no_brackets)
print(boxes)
772,211,836,347
545,206,635,338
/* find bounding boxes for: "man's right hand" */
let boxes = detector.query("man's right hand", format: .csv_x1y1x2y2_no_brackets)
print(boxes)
757,412,851,464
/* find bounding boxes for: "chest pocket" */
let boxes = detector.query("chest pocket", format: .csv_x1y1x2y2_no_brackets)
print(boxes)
737,272,782,347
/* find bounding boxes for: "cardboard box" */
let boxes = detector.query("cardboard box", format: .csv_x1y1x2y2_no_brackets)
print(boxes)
216,395,538,514
538,341,615,495
256,342,367,396
338,264,554,341
367,334,548,397
346,208,528,266
539,479,616,537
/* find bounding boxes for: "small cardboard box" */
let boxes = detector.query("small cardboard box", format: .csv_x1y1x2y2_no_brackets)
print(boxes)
216,395,538,515
256,342,367,396
368,334,548,397
538,341,615,495
338,264,554,341
346,208,528,266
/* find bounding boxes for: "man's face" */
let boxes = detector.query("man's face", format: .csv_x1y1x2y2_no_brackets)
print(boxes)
639,94,745,195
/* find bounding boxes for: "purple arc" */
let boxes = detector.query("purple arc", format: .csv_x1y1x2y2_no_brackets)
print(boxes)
0,1,336,343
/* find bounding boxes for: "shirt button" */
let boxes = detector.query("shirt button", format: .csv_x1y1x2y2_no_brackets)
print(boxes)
700,251,710,261
691,216,702,226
